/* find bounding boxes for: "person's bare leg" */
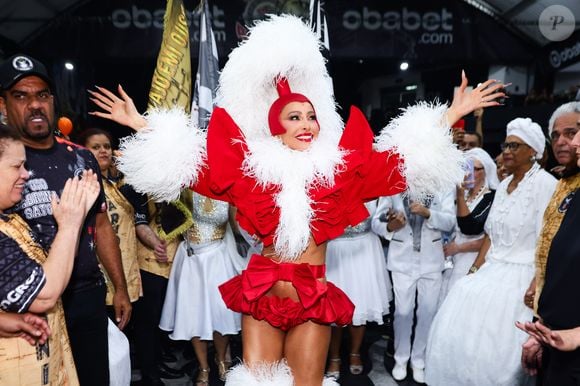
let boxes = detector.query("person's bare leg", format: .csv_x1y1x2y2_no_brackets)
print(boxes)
213,332,229,362
242,314,285,364
285,321,331,386
327,326,343,375
225,341,232,362
348,325,366,374
213,332,230,380
192,338,210,384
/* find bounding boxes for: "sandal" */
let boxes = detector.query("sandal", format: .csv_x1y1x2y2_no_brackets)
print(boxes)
349,353,363,375
195,367,210,385
326,358,341,380
215,357,231,382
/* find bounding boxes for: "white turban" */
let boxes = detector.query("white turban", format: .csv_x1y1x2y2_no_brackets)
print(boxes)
465,148,500,190
506,117,545,160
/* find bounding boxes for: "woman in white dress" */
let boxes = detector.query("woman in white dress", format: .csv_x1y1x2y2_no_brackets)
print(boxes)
159,193,242,385
426,118,557,386
325,201,391,379
439,148,499,302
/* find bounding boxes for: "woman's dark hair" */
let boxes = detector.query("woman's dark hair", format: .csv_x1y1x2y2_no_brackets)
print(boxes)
0,123,22,157
76,128,113,147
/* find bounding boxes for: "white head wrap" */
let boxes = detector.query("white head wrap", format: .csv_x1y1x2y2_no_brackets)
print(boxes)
465,148,500,190
506,117,545,160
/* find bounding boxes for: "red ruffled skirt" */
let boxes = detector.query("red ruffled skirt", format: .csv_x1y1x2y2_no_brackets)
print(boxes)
219,254,354,331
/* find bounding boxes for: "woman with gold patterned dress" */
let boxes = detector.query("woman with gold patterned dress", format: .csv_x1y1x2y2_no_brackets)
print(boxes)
0,123,100,385
78,128,146,309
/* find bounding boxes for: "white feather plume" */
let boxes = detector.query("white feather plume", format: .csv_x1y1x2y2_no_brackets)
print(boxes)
116,108,206,202
217,14,343,146
225,361,293,386
375,102,465,202
243,136,345,261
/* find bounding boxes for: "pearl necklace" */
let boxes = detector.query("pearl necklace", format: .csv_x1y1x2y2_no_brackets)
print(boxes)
487,162,540,249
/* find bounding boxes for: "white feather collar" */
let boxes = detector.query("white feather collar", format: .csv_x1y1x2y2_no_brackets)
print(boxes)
242,135,345,261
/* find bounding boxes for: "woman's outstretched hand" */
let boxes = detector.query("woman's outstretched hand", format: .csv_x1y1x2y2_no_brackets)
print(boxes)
446,70,507,126
88,85,147,131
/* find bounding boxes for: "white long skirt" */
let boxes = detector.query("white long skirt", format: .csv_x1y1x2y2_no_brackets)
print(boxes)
326,231,391,326
159,229,242,340
425,259,535,386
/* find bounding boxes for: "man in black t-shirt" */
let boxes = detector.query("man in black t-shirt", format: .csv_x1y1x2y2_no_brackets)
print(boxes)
0,54,131,386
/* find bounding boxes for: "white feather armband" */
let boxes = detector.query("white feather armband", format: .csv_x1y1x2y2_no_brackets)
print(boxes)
375,102,465,202
116,108,206,202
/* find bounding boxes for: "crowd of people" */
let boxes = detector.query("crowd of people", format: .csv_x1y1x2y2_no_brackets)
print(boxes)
1,14,579,386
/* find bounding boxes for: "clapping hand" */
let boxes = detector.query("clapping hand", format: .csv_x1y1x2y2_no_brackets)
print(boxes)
51,170,100,230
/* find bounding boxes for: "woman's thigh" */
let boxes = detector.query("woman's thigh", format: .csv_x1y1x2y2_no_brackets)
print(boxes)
285,321,331,386
242,314,285,363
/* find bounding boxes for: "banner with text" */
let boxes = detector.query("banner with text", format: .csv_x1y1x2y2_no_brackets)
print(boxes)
26,0,535,63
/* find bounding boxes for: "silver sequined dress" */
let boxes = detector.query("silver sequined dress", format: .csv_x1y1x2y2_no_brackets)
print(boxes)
160,193,243,340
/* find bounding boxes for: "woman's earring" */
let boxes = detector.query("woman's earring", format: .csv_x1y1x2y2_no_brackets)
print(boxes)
530,156,536,162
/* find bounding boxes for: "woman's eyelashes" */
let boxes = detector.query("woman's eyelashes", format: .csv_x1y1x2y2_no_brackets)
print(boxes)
287,113,316,121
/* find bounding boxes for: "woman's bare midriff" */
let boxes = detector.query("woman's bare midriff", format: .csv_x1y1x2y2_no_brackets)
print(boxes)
260,237,327,302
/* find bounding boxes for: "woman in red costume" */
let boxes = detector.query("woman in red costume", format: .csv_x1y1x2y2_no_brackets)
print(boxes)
90,15,505,386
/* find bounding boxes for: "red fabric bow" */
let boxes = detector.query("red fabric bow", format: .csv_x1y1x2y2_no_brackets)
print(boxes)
241,256,327,309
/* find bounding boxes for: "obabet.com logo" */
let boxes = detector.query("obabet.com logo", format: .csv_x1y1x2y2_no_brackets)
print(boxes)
549,41,580,69
342,7,453,31
342,7,454,45
111,5,227,42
